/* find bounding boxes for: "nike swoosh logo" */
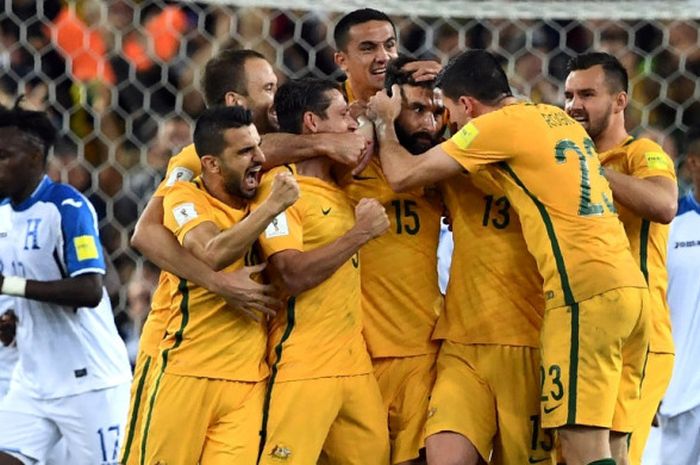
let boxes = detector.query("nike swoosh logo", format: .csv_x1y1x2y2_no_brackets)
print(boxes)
352,175,376,181
61,198,83,208
529,457,549,463
322,208,331,215
543,404,561,414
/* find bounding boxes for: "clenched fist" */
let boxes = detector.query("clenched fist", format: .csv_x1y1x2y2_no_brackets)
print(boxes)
367,85,402,125
269,172,300,213
354,198,390,240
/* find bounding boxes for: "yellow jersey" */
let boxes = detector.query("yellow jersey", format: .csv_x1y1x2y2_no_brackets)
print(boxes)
160,177,268,382
441,103,645,309
599,136,675,353
344,158,443,357
436,169,544,346
255,165,372,382
139,144,201,357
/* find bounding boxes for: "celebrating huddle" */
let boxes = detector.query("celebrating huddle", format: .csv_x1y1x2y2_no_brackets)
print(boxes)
0,7,678,465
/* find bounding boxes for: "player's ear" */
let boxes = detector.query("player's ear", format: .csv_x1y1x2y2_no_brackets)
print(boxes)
200,155,220,174
334,51,348,72
224,91,246,108
302,111,319,133
458,95,472,117
614,91,628,114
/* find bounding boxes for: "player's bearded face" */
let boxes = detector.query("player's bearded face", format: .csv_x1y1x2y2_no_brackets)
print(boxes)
243,58,278,134
564,66,615,140
395,85,444,154
218,126,264,200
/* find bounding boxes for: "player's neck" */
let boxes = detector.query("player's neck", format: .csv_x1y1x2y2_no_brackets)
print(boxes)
593,119,628,153
11,173,44,206
348,79,375,104
296,156,334,184
202,176,246,210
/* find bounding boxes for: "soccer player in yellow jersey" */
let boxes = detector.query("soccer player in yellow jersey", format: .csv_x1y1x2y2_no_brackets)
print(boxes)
121,49,372,465
344,55,444,465
565,52,678,465
368,49,650,465
256,78,391,464
333,9,441,106
139,106,300,465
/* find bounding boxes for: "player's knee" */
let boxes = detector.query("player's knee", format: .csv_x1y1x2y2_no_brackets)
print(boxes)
425,432,480,465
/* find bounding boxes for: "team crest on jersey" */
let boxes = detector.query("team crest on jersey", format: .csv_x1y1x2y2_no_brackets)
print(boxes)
173,202,198,227
265,212,290,238
270,444,292,460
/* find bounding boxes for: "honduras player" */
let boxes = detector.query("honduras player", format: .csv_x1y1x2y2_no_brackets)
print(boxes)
0,103,131,465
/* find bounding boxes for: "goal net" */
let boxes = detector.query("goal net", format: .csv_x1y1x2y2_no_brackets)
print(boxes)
1,0,697,308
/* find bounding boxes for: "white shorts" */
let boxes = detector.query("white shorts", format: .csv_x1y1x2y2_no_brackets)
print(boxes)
0,382,130,465
659,404,700,465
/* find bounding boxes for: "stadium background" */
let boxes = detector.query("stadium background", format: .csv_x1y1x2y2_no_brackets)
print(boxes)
1,0,697,364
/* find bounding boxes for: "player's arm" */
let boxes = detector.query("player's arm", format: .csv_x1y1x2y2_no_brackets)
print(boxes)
369,86,462,192
132,194,279,314
261,131,369,170
0,273,103,308
269,198,389,295
603,170,678,224
180,173,299,271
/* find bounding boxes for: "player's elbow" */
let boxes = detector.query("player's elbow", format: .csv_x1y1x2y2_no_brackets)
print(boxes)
82,288,103,308
386,177,411,193
653,201,677,224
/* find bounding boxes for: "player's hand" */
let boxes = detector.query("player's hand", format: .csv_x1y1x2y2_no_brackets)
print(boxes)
322,132,368,167
367,85,402,125
402,60,442,83
212,263,282,322
349,100,369,120
0,309,18,347
354,198,390,240
268,172,300,213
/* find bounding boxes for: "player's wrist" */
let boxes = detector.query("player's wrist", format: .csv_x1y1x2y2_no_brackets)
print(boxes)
0,276,27,297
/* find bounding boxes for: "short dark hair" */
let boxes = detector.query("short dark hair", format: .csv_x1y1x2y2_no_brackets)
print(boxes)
333,8,395,51
567,52,629,94
385,55,434,94
193,106,253,158
0,100,57,160
202,49,266,107
436,49,512,105
274,78,342,135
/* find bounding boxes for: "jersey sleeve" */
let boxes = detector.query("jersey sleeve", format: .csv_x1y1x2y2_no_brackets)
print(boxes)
440,111,514,173
56,188,106,277
152,144,201,198
162,182,213,244
628,140,677,181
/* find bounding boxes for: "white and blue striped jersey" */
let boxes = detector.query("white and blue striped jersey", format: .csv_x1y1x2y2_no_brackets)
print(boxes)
0,176,130,399
660,191,700,417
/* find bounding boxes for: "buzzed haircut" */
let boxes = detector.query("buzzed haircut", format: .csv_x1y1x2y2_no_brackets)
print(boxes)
567,52,629,94
202,49,266,107
334,8,395,51
0,100,57,160
436,49,512,105
193,105,253,158
274,78,342,135
385,55,435,94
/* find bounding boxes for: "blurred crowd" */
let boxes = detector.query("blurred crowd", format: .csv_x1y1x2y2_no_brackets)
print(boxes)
1,0,698,332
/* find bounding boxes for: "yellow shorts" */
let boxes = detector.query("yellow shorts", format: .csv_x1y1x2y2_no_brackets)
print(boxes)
119,351,155,465
540,287,650,431
425,342,551,464
628,351,674,465
258,374,389,465
140,370,265,465
373,354,436,464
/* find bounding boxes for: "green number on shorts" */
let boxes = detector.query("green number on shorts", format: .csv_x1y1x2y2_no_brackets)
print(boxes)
549,365,564,401
529,415,555,453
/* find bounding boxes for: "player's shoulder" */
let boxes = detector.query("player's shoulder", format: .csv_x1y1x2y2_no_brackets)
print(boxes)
163,143,200,187
42,180,91,211
626,136,664,153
